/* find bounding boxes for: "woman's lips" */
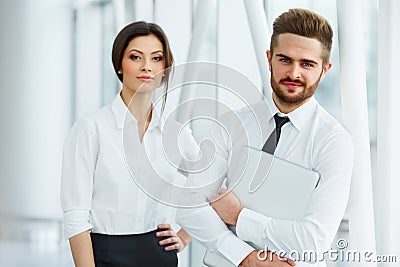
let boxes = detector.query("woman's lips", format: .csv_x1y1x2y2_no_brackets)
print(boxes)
137,76,154,82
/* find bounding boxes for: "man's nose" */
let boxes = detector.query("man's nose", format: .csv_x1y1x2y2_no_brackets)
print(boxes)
286,64,301,80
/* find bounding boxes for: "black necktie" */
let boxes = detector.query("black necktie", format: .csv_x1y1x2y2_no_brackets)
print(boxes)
262,114,290,154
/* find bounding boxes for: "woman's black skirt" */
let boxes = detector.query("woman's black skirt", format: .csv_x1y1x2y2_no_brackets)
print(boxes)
91,229,178,267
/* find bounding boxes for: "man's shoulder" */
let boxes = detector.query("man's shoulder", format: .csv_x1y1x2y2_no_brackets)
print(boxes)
313,104,353,147
315,105,347,131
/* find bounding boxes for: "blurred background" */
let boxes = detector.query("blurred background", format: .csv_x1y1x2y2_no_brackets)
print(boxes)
0,0,398,266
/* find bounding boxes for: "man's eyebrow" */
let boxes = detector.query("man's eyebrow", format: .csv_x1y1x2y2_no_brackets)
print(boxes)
300,58,319,65
276,53,318,65
276,53,291,59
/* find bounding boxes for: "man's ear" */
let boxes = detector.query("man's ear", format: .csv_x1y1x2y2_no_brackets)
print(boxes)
320,62,333,81
266,50,272,71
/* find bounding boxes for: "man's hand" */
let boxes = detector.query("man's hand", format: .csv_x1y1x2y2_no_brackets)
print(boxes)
240,250,296,267
210,188,243,225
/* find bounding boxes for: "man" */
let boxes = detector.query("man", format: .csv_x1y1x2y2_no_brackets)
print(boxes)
177,8,354,267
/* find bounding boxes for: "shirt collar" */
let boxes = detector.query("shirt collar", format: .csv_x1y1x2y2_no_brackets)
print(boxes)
111,92,162,130
266,94,317,131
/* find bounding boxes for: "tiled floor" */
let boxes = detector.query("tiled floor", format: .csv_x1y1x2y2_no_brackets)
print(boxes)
0,239,74,267
0,218,74,267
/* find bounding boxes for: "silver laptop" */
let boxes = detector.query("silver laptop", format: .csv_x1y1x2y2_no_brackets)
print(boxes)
203,146,320,266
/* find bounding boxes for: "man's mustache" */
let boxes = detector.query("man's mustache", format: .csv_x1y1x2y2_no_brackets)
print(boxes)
279,78,305,86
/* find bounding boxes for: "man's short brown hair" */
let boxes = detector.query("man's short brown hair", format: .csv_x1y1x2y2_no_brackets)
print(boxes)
270,8,333,65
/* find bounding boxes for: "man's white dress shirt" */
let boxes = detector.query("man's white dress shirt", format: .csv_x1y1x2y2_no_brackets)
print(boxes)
176,95,354,267
61,93,199,239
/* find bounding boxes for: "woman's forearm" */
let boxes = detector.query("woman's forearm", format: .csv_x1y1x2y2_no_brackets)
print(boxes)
177,228,192,251
69,230,95,267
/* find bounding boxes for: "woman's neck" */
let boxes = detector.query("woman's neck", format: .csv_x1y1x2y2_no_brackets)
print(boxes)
120,88,153,125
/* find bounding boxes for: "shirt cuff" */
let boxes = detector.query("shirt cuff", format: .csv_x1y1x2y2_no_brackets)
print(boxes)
217,232,254,266
236,208,268,245
63,209,93,240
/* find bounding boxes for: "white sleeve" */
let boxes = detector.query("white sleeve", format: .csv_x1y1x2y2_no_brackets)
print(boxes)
236,131,354,262
60,118,99,239
176,123,254,266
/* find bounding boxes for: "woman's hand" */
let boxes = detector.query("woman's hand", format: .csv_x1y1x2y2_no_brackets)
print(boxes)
156,224,192,252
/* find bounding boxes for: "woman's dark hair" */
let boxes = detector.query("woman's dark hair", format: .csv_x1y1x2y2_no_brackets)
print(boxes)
112,21,174,112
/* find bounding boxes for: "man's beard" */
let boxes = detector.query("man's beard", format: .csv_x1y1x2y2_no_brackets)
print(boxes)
270,69,322,105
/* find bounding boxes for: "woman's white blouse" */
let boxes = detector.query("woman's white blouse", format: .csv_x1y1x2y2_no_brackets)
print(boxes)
61,93,199,239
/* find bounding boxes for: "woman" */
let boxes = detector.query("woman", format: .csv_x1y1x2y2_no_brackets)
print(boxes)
61,21,196,267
